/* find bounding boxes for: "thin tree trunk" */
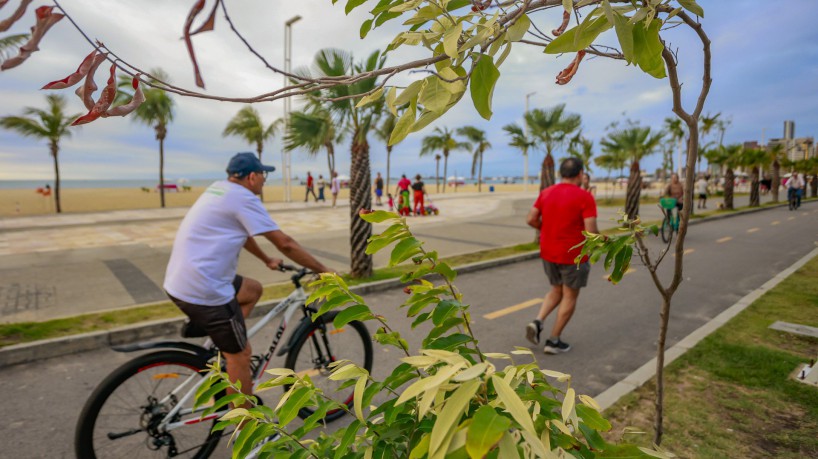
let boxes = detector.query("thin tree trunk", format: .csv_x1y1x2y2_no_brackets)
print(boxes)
51,142,61,213
442,150,448,194
625,160,642,219
478,151,483,193
750,166,760,207
159,135,166,208
771,160,780,202
724,168,735,210
349,136,373,278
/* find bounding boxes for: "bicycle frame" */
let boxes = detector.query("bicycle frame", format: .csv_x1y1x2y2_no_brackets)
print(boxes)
156,284,309,434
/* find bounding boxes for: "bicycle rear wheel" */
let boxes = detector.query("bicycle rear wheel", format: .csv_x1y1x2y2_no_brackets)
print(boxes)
284,312,373,422
75,350,224,459
660,215,673,243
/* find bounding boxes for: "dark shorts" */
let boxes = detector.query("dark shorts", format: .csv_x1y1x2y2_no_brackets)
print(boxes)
542,260,590,290
168,276,247,354
698,193,707,199
375,188,383,197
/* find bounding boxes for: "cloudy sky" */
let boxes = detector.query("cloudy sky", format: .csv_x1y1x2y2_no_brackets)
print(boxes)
1,0,816,183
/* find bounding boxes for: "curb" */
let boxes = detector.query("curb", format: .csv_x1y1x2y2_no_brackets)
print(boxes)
0,201,799,367
594,246,818,412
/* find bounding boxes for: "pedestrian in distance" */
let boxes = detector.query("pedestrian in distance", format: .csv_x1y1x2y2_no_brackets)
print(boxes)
331,171,340,208
317,174,326,202
695,174,709,209
374,172,384,206
304,171,318,202
163,152,332,409
395,174,412,216
525,157,599,354
412,174,427,216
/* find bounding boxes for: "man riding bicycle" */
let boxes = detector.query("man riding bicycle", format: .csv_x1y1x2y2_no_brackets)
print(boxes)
787,172,804,209
164,152,332,408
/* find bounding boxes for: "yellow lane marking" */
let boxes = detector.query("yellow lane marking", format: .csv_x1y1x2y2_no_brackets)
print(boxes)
684,248,695,255
771,221,780,225
747,228,760,233
788,216,796,221
716,237,732,243
601,267,636,280
484,298,542,320
803,212,809,216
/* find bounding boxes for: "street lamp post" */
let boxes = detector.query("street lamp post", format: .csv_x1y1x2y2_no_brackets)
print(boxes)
524,91,536,191
283,15,302,202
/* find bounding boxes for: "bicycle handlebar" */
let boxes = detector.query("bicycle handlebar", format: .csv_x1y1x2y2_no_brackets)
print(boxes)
278,263,313,284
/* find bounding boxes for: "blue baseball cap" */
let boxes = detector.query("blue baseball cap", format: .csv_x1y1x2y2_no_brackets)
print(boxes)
226,152,276,177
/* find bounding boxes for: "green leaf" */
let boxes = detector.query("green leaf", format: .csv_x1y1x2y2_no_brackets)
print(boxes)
390,237,423,266
491,375,536,435
353,375,367,421
426,333,472,350
545,15,611,54
430,380,481,456
469,54,500,120
443,21,463,60
419,75,452,113
389,99,417,146
360,18,374,38
612,13,635,63
278,386,313,425
506,14,530,42
433,262,457,282
576,404,612,431
195,380,229,409
355,87,384,108
360,209,400,223
333,304,374,328
346,0,369,15
394,79,425,106
677,0,704,17
632,19,666,78
432,300,460,326
466,406,511,459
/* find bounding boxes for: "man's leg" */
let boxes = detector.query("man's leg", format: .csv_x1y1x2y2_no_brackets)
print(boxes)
236,277,263,318
537,285,563,322
549,285,579,338
223,277,263,406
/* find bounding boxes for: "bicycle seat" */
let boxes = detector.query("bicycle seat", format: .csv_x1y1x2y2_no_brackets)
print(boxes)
180,319,208,338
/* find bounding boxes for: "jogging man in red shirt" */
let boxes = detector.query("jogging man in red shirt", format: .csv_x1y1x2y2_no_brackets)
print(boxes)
525,157,599,354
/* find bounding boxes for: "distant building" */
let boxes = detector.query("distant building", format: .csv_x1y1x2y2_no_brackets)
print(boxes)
767,137,815,162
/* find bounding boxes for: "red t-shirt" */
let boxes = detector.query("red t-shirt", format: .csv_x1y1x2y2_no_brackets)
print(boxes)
534,183,597,265
398,177,411,191
307,175,314,187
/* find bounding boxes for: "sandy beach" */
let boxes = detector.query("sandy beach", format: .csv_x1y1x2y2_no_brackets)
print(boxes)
0,182,594,217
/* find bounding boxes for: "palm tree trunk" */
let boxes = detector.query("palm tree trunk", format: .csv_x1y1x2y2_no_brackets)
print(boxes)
435,158,440,193
349,136,373,278
159,135,166,208
540,152,555,190
386,146,392,194
625,161,642,219
724,168,735,210
771,160,780,202
51,142,61,213
442,150,449,194
257,142,265,202
750,166,760,207
478,151,483,193
811,173,818,197
325,142,335,178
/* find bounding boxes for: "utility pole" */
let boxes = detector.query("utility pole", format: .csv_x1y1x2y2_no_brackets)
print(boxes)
283,15,302,202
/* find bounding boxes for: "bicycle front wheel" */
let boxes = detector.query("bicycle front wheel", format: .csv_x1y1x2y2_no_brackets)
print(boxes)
75,350,224,459
284,312,373,422
660,215,673,243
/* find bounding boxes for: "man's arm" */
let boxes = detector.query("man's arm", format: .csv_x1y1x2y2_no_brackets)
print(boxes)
584,217,599,235
262,230,333,273
526,207,541,229
243,237,282,271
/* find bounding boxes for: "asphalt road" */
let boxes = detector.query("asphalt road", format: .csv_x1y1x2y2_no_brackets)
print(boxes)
1,201,816,458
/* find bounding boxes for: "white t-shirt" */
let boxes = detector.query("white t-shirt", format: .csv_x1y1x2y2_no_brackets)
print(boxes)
695,179,708,195
164,181,279,306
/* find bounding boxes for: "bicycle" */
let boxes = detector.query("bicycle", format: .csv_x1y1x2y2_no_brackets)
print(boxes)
75,264,373,458
788,188,800,211
659,197,680,243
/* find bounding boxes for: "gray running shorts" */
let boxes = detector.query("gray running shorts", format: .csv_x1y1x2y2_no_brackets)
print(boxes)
168,275,248,354
542,260,590,289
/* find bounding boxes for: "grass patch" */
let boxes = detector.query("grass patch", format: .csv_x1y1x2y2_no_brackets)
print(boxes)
603,254,818,458
0,241,539,348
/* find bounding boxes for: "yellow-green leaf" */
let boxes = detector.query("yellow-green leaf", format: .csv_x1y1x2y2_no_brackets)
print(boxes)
389,100,417,146
355,87,384,108
443,21,463,60
419,75,452,113
430,380,480,456
385,86,398,116
506,14,530,42
394,79,425,106
454,362,489,382
677,0,704,17
354,375,367,422
466,405,511,459
561,387,575,423
469,54,500,120
491,375,536,435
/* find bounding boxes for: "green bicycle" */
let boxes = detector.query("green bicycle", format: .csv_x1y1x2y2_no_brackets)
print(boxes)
659,197,680,243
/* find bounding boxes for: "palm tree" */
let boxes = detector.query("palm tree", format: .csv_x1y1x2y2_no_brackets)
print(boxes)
434,154,442,193
297,48,386,278
738,147,771,207
457,126,491,192
601,126,663,218
0,94,79,213
420,127,468,194
223,106,281,201
372,113,397,193
663,117,686,177
502,122,536,189
526,104,581,189
698,112,721,173
767,143,785,203
116,69,175,208
566,133,594,175
285,108,339,181
593,153,622,201
706,144,742,210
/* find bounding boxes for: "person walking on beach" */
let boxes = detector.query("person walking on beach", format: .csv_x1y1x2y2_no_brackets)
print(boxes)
695,175,709,209
524,157,598,354
412,174,427,216
317,174,326,202
395,174,412,216
374,172,384,206
304,171,318,202
331,171,340,208
164,152,332,409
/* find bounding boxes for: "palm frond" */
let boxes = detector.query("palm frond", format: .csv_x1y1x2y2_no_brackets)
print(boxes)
0,33,28,62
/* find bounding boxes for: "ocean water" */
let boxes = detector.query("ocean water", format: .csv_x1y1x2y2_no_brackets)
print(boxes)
0,178,285,190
